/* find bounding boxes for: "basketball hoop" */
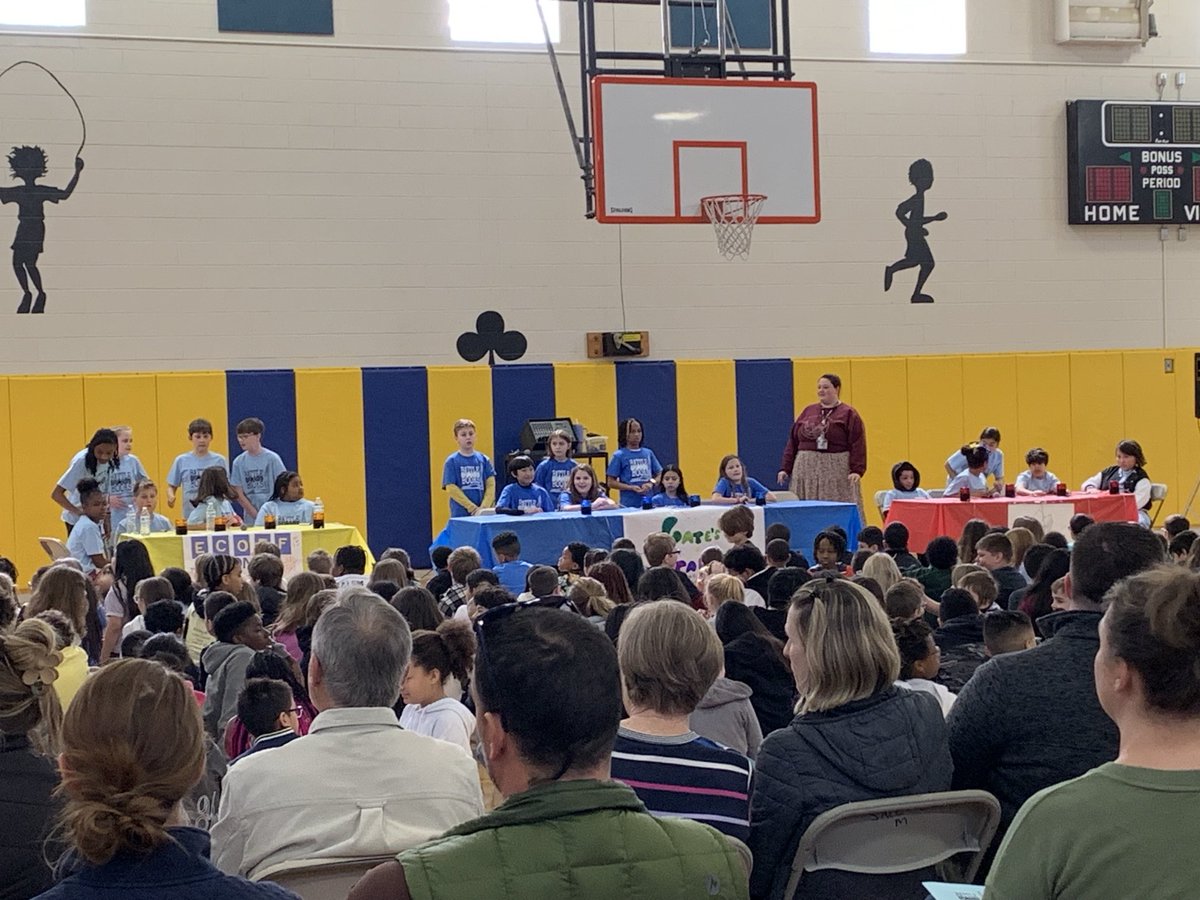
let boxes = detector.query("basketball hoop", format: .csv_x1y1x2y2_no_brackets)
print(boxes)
700,193,767,259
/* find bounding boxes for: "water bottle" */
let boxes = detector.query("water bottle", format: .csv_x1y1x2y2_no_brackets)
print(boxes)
313,497,325,529
139,507,151,536
205,497,217,531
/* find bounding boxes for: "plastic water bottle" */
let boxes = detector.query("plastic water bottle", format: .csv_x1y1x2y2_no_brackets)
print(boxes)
139,507,151,536
205,497,217,531
313,497,325,529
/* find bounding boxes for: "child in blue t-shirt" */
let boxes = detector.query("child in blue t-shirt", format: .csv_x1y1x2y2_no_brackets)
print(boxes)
52,428,119,534
496,456,556,515
66,478,110,575
882,460,931,510
559,464,618,511
491,530,534,594
108,426,149,538
534,428,578,496
945,426,1003,493
167,418,230,518
945,444,991,497
230,417,288,522
186,468,243,527
114,477,173,535
1015,447,1060,495
606,418,663,508
255,471,316,526
442,418,496,517
711,454,770,504
651,464,690,508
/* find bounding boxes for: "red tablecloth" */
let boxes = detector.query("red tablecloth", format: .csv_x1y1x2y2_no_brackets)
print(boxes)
886,493,1138,551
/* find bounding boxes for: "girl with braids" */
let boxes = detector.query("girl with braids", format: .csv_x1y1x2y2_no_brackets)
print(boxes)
98,539,156,664
0,618,65,898
40,658,298,899
51,428,118,537
398,619,477,755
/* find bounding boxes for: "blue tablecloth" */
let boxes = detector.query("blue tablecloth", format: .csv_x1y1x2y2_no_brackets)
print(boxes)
431,501,861,567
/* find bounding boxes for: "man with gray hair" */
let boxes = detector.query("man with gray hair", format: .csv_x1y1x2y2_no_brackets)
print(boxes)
212,589,484,878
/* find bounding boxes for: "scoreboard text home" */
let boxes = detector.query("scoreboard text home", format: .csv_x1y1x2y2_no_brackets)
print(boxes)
1067,99,1200,225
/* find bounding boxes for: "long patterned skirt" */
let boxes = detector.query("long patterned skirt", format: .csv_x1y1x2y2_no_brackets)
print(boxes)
789,450,865,520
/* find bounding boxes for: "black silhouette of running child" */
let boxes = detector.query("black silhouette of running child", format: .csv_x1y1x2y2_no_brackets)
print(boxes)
1,146,83,314
884,158,946,304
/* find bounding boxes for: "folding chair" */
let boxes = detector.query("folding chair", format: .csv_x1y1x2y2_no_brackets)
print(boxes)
253,856,395,900
38,536,71,561
1149,483,1168,526
874,490,888,519
783,790,1001,900
927,489,945,499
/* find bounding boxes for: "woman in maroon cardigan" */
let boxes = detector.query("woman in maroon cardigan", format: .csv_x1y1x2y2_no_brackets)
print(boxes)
777,373,867,516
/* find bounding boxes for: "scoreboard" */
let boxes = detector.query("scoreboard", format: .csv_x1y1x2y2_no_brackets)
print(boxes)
1067,99,1200,225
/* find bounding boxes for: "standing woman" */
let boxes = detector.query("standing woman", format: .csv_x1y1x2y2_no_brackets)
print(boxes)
51,428,119,537
777,374,867,517
38,658,299,899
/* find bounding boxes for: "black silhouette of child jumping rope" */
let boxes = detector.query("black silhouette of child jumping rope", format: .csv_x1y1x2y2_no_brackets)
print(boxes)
1,146,83,314
884,158,946,304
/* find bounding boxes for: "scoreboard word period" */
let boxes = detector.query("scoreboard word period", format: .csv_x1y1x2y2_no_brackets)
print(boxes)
1067,99,1200,226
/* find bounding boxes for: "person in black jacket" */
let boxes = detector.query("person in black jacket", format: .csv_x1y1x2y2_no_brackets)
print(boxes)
0,617,64,900
714,601,795,737
947,522,1165,875
748,576,951,900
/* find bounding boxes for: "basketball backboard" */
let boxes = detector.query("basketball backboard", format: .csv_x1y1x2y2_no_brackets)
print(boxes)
592,76,820,224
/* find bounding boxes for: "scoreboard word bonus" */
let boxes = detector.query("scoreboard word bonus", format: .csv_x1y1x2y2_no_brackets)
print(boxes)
1067,99,1200,226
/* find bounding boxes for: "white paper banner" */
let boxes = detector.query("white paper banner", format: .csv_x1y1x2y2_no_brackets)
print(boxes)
621,506,766,581
1006,501,1076,537
182,530,304,581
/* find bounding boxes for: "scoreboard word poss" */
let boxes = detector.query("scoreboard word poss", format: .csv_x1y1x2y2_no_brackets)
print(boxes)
1067,99,1200,225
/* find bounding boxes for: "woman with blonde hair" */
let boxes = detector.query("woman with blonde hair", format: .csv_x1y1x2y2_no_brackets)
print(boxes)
39,658,299,899
748,576,951,900
702,572,744,618
861,551,902,595
24,565,91,709
567,576,613,622
0,618,65,898
1006,526,1035,572
368,558,410,590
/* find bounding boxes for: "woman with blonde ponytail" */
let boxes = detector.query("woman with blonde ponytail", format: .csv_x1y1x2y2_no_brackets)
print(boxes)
35,658,298,900
0,618,65,898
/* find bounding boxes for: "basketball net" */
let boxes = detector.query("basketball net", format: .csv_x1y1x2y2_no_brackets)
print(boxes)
701,193,767,260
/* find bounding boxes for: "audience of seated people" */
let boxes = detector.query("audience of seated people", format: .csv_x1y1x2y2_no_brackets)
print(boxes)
7,482,1200,900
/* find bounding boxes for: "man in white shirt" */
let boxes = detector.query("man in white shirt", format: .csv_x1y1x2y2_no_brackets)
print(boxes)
212,588,484,879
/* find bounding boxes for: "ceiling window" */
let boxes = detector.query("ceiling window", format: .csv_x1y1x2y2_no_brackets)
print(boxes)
869,0,966,54
449,0,560,44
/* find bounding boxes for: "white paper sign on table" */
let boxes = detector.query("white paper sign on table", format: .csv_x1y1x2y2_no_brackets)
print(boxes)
1006,501,1075,537
620,505,766,581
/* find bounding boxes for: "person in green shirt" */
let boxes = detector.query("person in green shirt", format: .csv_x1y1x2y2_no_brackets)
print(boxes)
986,564,1200,899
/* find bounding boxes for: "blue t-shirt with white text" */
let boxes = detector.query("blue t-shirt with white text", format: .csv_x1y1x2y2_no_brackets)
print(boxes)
534,457,577,495
66,516,106,573
255,498,315,526
167,451,229,517
231,448,287,512
607,447,663,508
651,493,689,508
442,451,496,517
114,511,173,535
713,476,769,500
496,482,556,514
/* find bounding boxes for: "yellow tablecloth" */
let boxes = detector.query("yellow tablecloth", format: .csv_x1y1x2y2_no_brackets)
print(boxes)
120,523,374,573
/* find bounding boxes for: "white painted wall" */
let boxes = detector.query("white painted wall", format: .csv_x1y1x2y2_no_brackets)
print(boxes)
0,0,1197,371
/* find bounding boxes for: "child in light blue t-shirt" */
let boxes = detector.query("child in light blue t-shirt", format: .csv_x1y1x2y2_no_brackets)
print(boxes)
945,444,991,497
255,471,316,526
606,418,663,508
534,429,578,496
711,454,770,504
945,426,1004,491
66,478,110,575
442,419,496,517
186,468,242,527
882,460,931,510
107,427,149,537
1015,447,1060,495
651,464,690,508
496,456,556,514
167,418,229,518
52,429,119,531
230,417,288,521
113,477,173,535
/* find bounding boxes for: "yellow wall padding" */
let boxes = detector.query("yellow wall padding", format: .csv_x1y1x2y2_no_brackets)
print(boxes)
426,366,494,538
295,368,367,537
676,360,737,491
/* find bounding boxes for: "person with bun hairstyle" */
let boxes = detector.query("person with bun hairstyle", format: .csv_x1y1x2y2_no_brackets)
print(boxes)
25,565,92,707
945,426,1004,488
398,620,477,755
0,618,65,899
945,443,992,497
987,564,1200,899
37,658,299,899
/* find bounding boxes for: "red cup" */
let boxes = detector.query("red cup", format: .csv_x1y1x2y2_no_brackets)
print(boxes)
1108,480,1120,495
1004,483,1015,498
958,486,971,501
1056,483,1068,497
